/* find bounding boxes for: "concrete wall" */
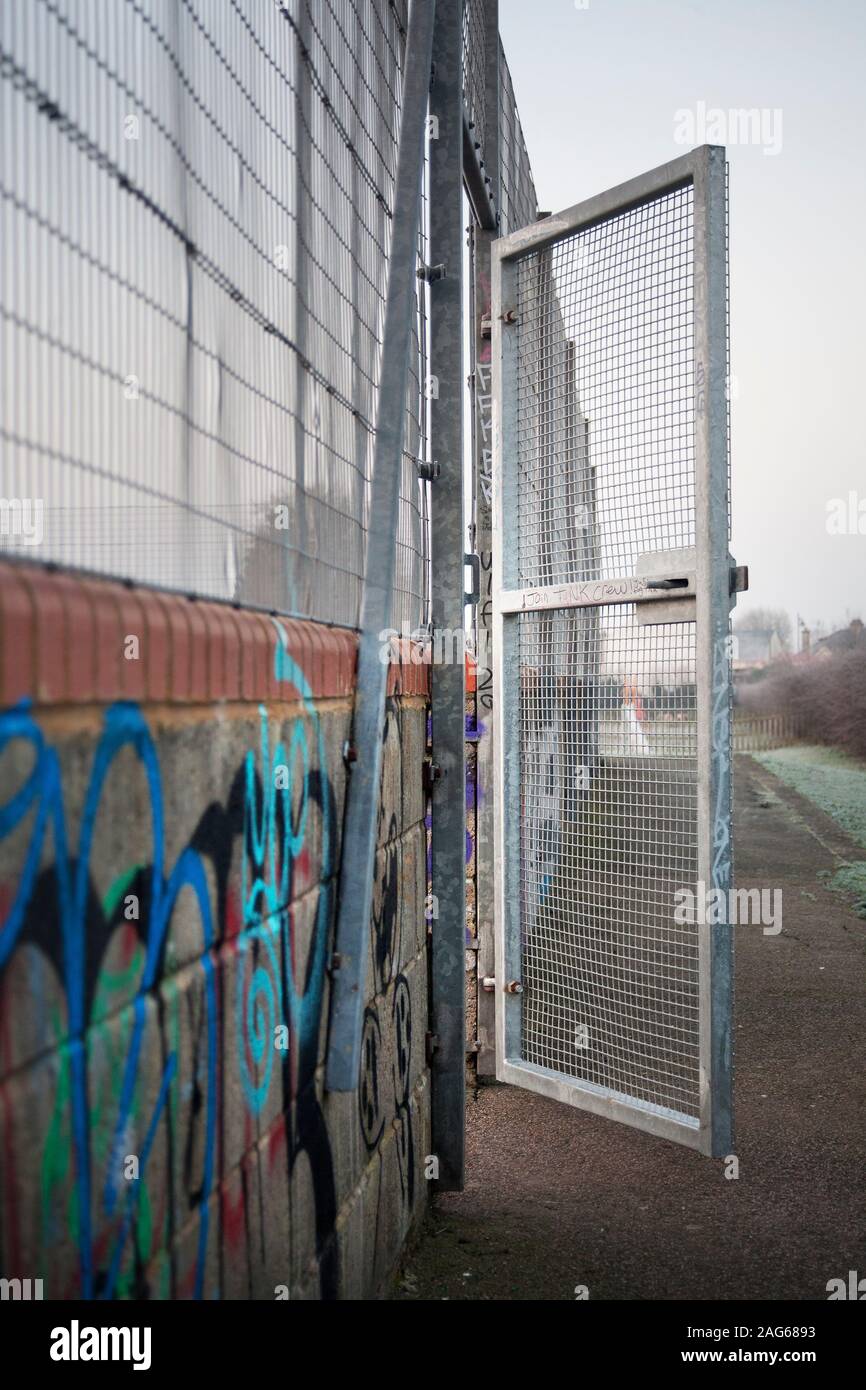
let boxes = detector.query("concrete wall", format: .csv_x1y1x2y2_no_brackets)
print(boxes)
0,562,430,1299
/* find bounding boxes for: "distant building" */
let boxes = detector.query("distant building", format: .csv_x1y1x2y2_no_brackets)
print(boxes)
813,617,866,658
733,628,785,672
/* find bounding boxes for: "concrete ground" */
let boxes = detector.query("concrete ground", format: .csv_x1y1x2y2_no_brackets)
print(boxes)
393,754,866,1300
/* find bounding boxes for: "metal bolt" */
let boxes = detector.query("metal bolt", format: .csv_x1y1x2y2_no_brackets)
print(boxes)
505,980,524,994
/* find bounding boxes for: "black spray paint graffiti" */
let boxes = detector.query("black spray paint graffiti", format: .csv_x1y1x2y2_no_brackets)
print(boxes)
359,976,415,1210
372,818,401,996
0,698,340,1299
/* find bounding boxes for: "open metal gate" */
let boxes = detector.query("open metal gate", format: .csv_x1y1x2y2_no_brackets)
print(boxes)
491,146,738,1156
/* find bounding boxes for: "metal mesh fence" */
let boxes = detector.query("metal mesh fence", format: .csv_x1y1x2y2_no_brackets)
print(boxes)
462,0,486,158
513,182,701,1119
516,184,695,586
498,40,537,235
0,0,428,630
518,610,699,1116
0,1,537,634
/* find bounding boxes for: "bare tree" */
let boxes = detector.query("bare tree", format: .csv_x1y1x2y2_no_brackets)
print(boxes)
734,606,793,649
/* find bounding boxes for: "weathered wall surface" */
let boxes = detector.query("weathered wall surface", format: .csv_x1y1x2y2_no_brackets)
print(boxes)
0,563,429,1299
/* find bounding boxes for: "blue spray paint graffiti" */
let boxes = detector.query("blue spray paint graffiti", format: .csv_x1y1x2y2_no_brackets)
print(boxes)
0,700,217,1298
0,626,340,1296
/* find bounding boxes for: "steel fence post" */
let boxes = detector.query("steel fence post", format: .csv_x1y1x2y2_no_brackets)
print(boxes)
326,0,437,1091
428,0,467,1190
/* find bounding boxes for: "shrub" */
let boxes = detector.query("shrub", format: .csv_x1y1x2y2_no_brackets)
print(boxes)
737,650,866,760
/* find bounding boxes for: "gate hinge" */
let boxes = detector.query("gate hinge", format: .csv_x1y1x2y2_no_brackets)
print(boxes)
425,1031,440,1064
416,459,441,482
417,262,446,283
480,315,492,340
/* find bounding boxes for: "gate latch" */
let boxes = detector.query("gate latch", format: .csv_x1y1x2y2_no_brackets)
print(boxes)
635,547,696,626
730,564,749,595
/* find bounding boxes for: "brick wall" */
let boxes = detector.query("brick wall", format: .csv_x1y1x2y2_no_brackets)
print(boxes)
0,561,430,1299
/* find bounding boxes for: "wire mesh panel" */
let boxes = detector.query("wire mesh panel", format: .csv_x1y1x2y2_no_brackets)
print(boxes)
462,0,486,158
0,0,428,630
519,609,700,1117
515,185,695,586
497,41,537,236
492,149,733,1154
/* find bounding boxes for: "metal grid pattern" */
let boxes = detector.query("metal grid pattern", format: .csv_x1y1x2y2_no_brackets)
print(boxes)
0,0,428,630
725,159,732,540
497,41,537,236
516,184,695,588
507,179,703,1122
461,0,486,156
518,608,700,1116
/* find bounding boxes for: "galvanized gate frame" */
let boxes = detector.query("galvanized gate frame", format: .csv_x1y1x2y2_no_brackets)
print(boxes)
491,145,735,1157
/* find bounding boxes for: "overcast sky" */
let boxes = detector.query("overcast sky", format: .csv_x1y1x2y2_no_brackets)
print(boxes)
498,0,865,640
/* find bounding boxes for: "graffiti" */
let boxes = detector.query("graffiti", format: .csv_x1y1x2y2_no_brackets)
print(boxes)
0,622,342,1298
372,816,400,995
711,635,732,889
0,699,217,1299
0,609,428,1299
477,550,494,713
391,976,414,1207
476,359,493,512
358,973,415,1210
474,258,494,716
359,1007,385,1152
